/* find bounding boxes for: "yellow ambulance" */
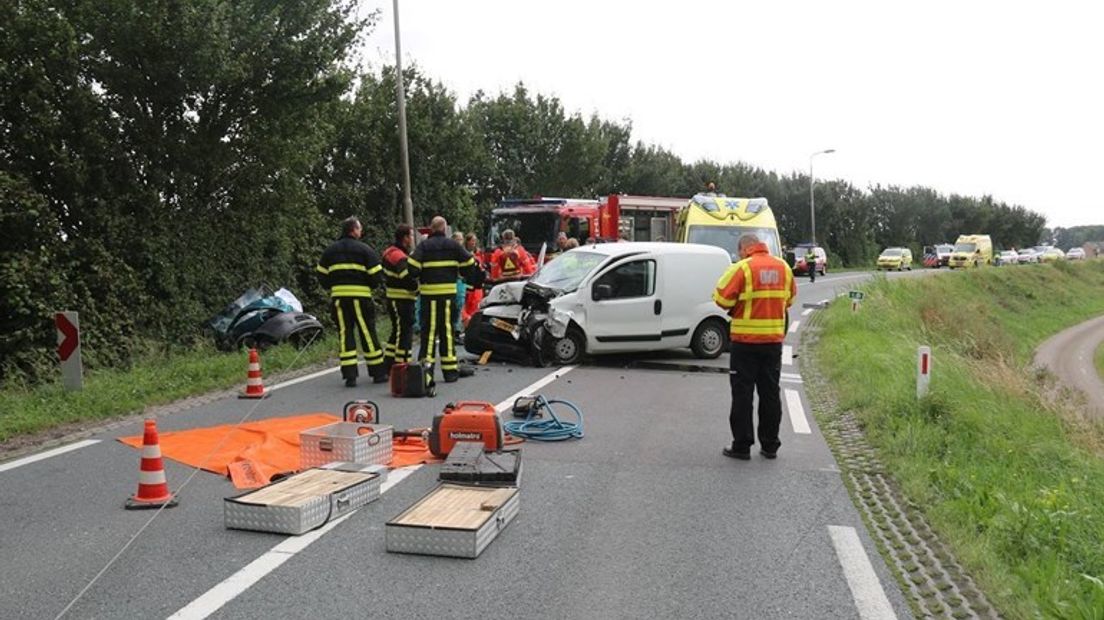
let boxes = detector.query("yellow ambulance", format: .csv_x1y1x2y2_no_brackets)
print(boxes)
948,234,993,268
674,194,782,261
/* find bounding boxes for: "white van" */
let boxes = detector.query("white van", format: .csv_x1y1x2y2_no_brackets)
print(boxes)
465,243,733,366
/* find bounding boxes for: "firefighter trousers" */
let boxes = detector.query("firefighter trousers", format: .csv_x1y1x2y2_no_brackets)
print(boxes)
729,342,783,453
384,298,415,367
331,297,385,380
417,295,459,379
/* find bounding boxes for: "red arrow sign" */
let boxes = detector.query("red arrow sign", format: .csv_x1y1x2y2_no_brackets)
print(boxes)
56,313,79,361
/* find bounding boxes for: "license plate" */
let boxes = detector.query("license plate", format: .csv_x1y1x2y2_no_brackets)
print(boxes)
490,318,515,333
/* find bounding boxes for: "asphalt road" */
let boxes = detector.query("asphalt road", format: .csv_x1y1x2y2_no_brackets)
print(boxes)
0,269,929,619
1035,313,1104,419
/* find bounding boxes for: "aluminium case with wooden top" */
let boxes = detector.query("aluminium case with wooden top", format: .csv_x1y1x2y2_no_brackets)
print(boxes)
300,422,393,469
385,483,520,558
224,464,382,535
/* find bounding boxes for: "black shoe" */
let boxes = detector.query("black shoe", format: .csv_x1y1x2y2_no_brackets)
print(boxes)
443,370,459,383
760,449,778,459
458,364,475,378
344,377,357,388
722,447,750,460
371,374,388,384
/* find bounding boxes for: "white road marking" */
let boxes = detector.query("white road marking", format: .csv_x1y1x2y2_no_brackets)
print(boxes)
788,320,801,334
782,345,793,366
494,366,577,413
0,439,100,474
802,308,813,316
819,298,831,305
172,367,576,619
169,467,419,620
781,372,803,384
828,525,898,620
785,389,811,434
267,367,334,392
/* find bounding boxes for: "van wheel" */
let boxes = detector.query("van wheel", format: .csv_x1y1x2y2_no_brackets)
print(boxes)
691,319,727,359
549,327,585,365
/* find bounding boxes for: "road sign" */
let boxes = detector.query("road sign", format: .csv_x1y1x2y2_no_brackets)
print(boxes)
56,311,83,391
917,345,931,399
848,290,865,301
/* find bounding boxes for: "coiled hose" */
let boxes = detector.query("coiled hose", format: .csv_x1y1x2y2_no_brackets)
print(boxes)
503,395,583,441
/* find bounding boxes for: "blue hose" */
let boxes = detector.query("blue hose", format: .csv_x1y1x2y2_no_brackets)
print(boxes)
503,395,583,441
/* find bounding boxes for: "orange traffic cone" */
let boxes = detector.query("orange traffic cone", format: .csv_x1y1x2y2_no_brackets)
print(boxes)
238,348,269,399
125,419,178,510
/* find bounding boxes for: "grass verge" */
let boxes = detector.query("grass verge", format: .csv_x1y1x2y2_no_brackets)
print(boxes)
813,261,1104,619
0,334,339,445
1097,340,1104,382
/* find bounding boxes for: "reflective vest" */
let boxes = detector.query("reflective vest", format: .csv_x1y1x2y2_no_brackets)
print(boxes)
316,236,383,298
490,245,535,280
713,243,796,344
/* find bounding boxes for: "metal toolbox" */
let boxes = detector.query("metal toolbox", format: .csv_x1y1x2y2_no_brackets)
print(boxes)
224,464,381,535
300,422,393,469
386,483,519,558
439,442,522,486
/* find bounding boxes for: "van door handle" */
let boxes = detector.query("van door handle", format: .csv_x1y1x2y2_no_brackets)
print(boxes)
654,300,662,315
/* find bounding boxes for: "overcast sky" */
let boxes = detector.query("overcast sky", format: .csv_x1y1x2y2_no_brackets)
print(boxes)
359,0,1103,228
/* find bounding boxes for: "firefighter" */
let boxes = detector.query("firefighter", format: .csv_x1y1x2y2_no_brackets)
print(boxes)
316,216,386,387
489,229,536,282
713,234,796,460
407,216,481,382
380,223,418,374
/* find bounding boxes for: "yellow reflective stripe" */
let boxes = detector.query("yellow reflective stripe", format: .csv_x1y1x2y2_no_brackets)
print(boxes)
353,300,380,359
335,300,349,358
730,325,786,335
458,257,475,267
731,318,786,328
443,299,454,363
425,300,438,364
420,283,457,295
740,261,754,321
738,290,791,301
330,285,374,297
422,260,460,268
406,257,422,269
383,268,409,279
327,262,371,273
386,288,417,300
316,264,329,274
713,290,736,309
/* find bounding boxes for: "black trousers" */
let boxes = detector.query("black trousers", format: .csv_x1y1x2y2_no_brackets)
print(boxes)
331,297,384,380
729,342,783,453
384,298,415,366
417,296,459,376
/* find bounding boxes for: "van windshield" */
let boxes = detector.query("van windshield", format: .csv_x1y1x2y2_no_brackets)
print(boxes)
531,251,606,292
954,243,977,253
881,249,903,257
687,225,781,261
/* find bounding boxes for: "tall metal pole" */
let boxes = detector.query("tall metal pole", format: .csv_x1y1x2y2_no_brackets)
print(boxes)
393,0,414,226
808,148,836,245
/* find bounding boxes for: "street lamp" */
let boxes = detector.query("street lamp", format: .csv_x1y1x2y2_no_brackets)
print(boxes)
393,0,414,226
809,148,836,246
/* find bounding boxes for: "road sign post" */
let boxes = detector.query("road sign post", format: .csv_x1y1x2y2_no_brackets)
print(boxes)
56,311,83,391
848,290,864,313
917,345,931,399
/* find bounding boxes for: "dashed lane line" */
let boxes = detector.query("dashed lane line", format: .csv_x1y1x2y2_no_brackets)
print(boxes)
802,308,813,316
788,320,801,334
785,388,811,434
828,525,898,619
782,345,793,366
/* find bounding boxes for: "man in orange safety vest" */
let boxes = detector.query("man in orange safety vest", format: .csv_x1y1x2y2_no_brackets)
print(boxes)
713,234,796,460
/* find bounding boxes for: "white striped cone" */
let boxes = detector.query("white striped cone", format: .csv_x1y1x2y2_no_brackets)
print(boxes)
239,348,269,399
126,419,178,509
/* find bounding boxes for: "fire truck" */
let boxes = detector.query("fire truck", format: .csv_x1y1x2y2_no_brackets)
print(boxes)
486,195,685,256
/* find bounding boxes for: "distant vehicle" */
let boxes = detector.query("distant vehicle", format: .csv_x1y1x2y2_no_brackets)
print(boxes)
922,244,954,268
487,197,611,259
1067,247,1086,260
994,250,1019,266
877,247,913,271
1016,249,1039,264
793,244,828,276
1040,247,1066,263
948,234,993,268
466,243,734,365
674,193,782,262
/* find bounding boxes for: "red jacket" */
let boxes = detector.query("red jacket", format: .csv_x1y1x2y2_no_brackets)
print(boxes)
713,243,796,344
490,245,536,280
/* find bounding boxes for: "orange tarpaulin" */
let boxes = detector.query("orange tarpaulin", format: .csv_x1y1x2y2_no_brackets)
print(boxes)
118,413,440,489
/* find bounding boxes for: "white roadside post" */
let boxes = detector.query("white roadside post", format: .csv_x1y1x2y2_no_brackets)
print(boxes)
56,311,83,391
917,346,931,399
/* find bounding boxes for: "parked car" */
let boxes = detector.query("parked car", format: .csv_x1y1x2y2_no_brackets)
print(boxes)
1067,247,1086,260
1040,247,1066,263
792,244,827,276
877,247,913,271
465,242,734,366
995,250,1019,266
1016,249,1039,264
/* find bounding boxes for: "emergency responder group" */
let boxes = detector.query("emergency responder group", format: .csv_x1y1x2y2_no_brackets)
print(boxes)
316,215,538,387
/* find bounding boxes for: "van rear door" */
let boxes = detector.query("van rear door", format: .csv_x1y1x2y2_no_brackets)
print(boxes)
585,257,661,351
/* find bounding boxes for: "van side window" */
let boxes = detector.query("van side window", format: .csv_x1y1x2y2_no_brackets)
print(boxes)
593,260,655,299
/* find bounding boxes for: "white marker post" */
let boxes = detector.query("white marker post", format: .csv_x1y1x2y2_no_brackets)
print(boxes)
56,311,83,391
916,346,931,399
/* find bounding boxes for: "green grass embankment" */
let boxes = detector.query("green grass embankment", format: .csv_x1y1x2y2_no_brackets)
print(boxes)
0,334,339,444
814,261,1104,618
1097,341,1104,382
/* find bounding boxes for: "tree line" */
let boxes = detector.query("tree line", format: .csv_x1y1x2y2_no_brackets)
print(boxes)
0,0,1048,384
